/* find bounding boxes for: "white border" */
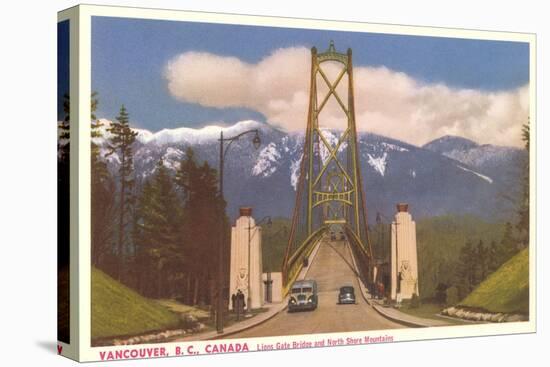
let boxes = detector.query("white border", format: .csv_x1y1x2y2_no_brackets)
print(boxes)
57,6,79,362
63,4,536,362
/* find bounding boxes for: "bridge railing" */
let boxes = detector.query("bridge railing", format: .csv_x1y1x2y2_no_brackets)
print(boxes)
282,226,328,296
344,224,372,288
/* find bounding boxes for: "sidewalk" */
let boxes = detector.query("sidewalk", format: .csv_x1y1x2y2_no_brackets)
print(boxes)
345,242,451,328
176,237,325,341
366,297,451,328
176,300,288,341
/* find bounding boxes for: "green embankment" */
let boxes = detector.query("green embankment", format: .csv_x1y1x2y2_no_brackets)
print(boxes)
460,248,529,314
414,215,505,300
91,267,180,340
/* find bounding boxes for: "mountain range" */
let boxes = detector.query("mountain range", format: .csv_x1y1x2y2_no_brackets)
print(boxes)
97,119,527,223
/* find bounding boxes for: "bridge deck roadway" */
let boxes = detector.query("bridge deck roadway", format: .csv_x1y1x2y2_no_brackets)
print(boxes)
223,237,404,339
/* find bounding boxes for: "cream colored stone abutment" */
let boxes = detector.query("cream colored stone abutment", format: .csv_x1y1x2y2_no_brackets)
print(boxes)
390,203,419,301
228,207,264,311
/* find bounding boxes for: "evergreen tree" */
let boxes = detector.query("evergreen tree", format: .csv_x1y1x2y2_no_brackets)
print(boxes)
58,92,99,162
372,212,389,262
500,221,518,265
516,119,530,248
175,148,227,305
133,180,155,295
434,283,448,305
57,93,71,257
90,91,103,165
58,93,71,163
487,240,499,274
456,240,476,299
106,105,138,280
90,92,116,270
475,240,488,284
175,147,198,203
134,159,183,298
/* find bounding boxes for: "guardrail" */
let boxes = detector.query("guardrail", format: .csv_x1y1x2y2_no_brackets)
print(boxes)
344,225,372,286
282,226,328,296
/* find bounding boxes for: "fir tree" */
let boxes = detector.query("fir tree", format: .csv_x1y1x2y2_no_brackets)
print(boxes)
134,159,183,298
58,93,71,163
500,221,518,265
57,91,71,290
487,240,499,274
58,92,100,162
475,240,488,283
90,92,116,270
60,92,116,270
175,147,198,202
90,91,103,166
106,105,138,280
133,180,155,295
516,119,530,248
175,148,227,305
456,240,476,298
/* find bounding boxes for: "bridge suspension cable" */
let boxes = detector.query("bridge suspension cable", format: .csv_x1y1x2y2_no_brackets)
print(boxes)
282,41,374,291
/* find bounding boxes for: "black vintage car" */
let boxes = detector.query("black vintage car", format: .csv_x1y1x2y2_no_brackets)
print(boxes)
337,285,356,304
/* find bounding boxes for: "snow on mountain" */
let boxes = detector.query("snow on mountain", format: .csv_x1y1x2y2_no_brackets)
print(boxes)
162,147,185,171
423,135,479,153
290,158,302,191
442,145,521,169
367,152,388,176
423,135,523,171
163,147,184,160
94,118,154,145
140,120,265,146
96,118,267,146
95,119,523,221
456,165,493,184
319,129,348,164
135,128,154,143
252,142,281,177
381,142,409,152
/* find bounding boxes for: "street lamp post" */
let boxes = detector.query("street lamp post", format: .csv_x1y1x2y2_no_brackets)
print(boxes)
216,128,261,334
246,215,272,312
264,225,288,303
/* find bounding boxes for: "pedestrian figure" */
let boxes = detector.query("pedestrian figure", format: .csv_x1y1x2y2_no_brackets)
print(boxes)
231,293,236,311
378,282,385,300
235,290,246,320
237,290,246,310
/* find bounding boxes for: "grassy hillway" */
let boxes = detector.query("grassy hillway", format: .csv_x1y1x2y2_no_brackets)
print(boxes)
460,248,529,314
91,267,267,343
91,267,181,340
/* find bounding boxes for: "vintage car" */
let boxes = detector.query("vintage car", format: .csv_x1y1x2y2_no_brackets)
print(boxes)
337,285,356,304
288,280,318,312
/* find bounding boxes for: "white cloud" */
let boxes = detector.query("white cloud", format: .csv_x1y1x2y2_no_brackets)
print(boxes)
164,47,529,147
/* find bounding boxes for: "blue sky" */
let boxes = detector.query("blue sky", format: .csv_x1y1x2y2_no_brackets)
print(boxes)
57,20,70,121
91,16,529,137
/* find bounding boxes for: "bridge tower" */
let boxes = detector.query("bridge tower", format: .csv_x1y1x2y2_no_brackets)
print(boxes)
282,42,373,289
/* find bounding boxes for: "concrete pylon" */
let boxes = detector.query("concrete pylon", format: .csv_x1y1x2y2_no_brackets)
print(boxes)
390,203,419,301
228,207,264,310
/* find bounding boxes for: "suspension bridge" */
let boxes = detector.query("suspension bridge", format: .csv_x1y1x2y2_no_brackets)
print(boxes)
281,41,373,295
223,42,404,338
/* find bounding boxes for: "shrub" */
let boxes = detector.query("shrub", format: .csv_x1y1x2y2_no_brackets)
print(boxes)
445,286,460,306
410,293,421,308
